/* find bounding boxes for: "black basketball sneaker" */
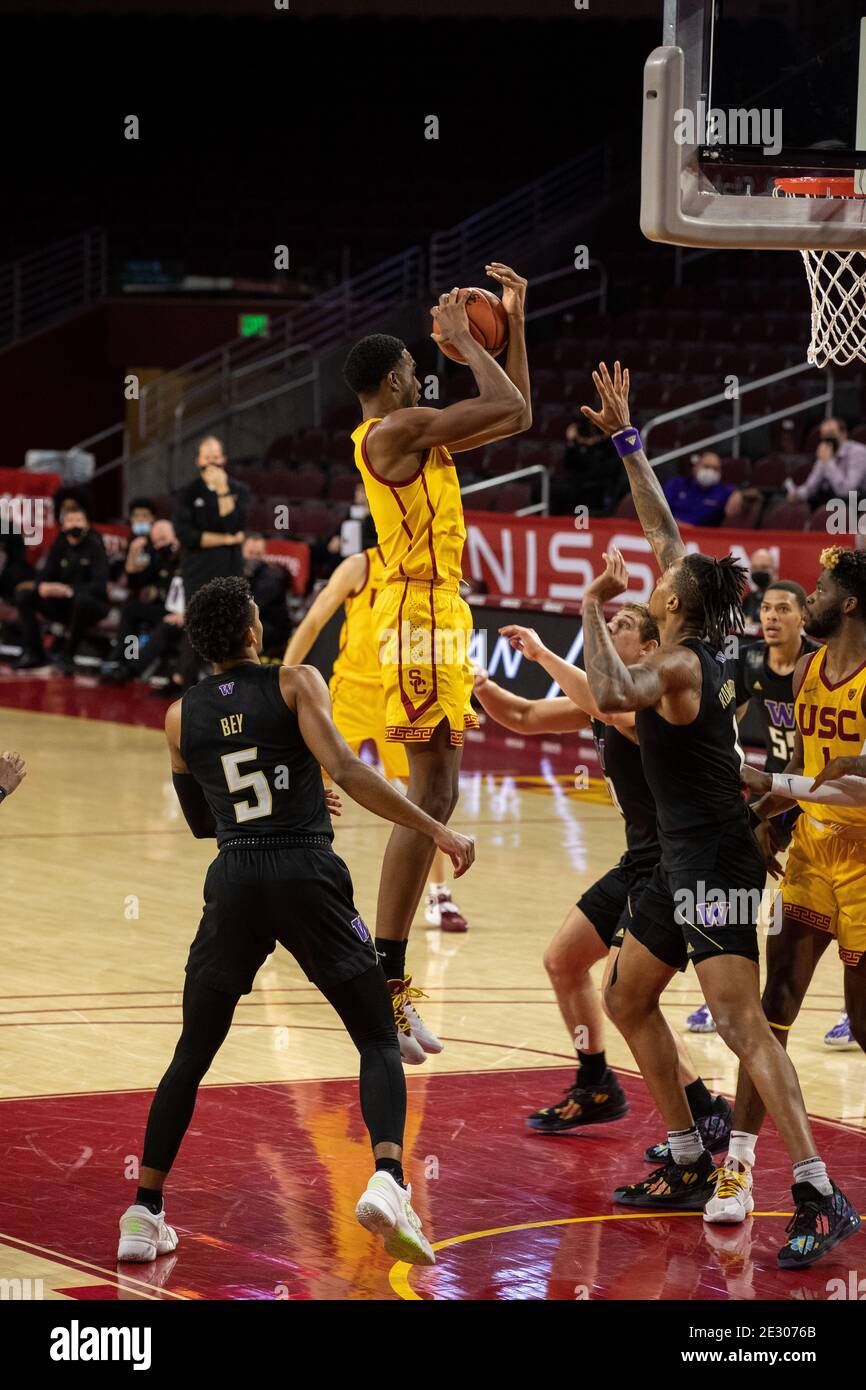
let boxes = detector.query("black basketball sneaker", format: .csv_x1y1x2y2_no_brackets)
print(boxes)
526,1068,629,1134
644,1095,733,1162
777,1181,862,1269
613,1150,718,1209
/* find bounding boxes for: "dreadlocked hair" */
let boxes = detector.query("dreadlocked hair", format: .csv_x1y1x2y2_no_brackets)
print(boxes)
819,546,866,618
185,576,254,662
673,552,748,651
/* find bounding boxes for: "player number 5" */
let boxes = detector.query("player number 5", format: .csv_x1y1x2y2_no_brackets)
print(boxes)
221,747,272,823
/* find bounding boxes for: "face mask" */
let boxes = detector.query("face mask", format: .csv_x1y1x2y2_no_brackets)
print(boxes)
66,525,85,540
132,521,151,537
156,544,175,558
696,468,721,488
243,559,260,578
751,570,771,588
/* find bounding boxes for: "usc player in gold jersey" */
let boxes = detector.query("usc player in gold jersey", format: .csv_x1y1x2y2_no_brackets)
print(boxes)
709,547,866,1229
284,544,471,1059
342,264,531,1062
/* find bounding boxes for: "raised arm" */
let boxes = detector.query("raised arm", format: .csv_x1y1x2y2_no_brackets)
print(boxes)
473,670,589,734
286,665,475,876
581,361,685,572
367,292,525,474
448,264,532,452
283,551,368,666
498,623,634,728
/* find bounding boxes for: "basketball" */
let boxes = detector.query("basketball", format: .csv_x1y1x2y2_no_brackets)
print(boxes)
434,287,509,363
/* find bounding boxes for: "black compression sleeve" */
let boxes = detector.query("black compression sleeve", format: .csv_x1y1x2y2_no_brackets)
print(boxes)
172,772,217,838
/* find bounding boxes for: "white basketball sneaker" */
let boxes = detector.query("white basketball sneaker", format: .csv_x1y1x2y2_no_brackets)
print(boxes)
703,1166,755,1225
355,1171,435,1266
117,1203,179,1262
403,980,444,1055
389,977,428,1065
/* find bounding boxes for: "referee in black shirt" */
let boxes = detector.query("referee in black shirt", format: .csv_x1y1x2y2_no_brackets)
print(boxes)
173,436,249,687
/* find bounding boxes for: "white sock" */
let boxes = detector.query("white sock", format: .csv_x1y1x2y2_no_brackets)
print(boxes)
668,1125,705,1165
793,1156,833,1196
429,881,447,897
727,1130,758,1172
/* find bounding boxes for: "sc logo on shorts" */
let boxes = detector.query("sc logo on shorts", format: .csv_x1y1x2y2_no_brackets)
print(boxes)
407,668,427,695
350,915,371,942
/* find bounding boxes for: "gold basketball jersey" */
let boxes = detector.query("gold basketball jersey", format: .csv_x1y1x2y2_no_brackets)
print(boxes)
331,546,385,687
350,417,465,586
796,646,866,825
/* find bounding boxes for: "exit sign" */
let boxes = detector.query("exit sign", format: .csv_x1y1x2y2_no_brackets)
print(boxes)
239,313,270,338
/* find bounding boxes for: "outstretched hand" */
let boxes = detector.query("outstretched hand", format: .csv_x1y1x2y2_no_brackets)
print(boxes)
582,547,629,604
581,360,632,437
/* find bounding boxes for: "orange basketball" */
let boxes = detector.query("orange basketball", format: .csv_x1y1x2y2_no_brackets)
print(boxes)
434,287,509,363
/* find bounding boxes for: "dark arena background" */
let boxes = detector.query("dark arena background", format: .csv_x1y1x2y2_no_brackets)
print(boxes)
2,0,865,1364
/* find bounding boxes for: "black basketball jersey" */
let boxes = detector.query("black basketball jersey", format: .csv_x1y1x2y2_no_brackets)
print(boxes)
591,718,660,864
179,663,332,847
635,639,745,847
730,638,817,773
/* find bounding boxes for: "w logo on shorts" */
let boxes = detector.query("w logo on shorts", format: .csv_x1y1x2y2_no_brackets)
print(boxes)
350,915,370,942
697,899,729,929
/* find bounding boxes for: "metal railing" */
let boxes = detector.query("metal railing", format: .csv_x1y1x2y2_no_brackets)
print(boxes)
461,464,550,517
0,228,107,350
524,261,608,323
137,247,424,447
429,148,611,290
642,363,834,466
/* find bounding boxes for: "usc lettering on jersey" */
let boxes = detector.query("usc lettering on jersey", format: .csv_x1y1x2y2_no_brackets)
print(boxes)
796,647,866,826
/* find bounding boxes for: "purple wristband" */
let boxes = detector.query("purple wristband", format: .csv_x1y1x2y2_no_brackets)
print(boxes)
612,427,643,458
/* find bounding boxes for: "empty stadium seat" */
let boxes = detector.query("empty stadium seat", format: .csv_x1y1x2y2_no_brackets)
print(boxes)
762,499,810,530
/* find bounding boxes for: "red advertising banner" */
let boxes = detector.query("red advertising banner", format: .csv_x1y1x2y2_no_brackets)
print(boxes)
463,511,860,606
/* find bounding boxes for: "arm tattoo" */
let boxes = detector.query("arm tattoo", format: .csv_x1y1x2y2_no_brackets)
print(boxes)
582,599,634,711
623,448,685,570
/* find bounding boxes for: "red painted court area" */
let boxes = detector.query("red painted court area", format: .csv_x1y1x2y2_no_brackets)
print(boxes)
3,1068,863,1301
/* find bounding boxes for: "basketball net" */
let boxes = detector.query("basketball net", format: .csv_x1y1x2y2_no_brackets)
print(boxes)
773,177,866,368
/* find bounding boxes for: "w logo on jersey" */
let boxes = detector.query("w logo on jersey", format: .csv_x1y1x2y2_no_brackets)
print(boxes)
218,682,235,696
350,914,370,942
765,699,795,729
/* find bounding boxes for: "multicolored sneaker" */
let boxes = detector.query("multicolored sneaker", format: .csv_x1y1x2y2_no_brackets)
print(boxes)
613,1149,718,1209
686,1004,716,1033
777,1181,861,1269
644,1095,733,1162
403,979,443,1055
424,890,468,932
824,1012,857,1049
388,977,427,1065
526,1069,629,1134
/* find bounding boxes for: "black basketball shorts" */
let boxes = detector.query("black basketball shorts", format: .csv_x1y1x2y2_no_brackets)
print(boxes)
186,836,378,995
626,820,766,971
578,855,657,951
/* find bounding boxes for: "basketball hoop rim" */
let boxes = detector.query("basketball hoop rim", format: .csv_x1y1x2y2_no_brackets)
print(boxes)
774,175,865,199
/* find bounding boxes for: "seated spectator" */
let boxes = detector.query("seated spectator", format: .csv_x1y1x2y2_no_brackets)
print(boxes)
110,497,158,582
742,546,778,623
552,418,618,515
14,503,109,674
109,570,187,691
662,451,750,527
101,519,181,680
243,533,290,655
786,423,866,507
0,526,36,605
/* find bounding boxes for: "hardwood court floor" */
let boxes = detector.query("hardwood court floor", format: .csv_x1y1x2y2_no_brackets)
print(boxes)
0,673,863,1300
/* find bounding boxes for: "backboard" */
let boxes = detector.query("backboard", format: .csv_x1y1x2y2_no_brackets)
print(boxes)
642,0,866,249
